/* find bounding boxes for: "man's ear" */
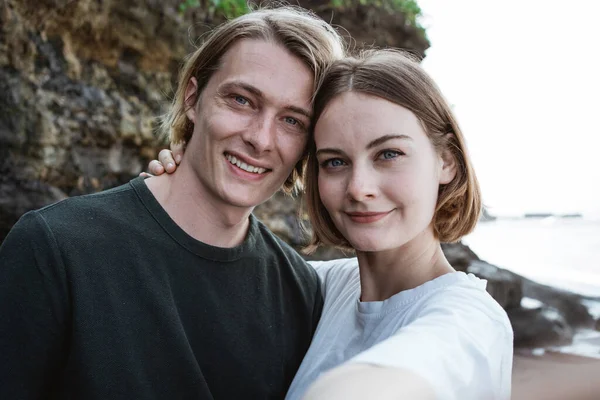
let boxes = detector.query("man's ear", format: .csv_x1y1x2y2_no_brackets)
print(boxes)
439,145,458,185
184,77,199,123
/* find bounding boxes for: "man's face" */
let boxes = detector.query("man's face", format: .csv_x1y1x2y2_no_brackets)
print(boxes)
184,39,313,210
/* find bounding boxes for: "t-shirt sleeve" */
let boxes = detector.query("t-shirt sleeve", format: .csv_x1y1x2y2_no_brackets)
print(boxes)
0,211,70,399
348,287,513,400
307,258,359,297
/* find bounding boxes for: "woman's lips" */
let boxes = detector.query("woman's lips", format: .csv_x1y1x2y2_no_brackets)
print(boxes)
345,210,393,223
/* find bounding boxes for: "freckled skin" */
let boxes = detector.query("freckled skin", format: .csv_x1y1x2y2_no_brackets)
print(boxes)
315,92,454,252
184,39,314,210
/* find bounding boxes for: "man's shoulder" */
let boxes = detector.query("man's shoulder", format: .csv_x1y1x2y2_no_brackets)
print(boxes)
253,218,301,257
2,180,142,275
252,218,320,284
36,180,137,220
26,179,143,243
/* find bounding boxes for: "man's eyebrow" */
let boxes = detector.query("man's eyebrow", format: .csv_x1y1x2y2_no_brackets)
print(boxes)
219,81,264,98
366,134,413,149
285,105,312,119
218,80,312,119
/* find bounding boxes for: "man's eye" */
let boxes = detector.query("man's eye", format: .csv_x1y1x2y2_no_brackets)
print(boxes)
234,95,249,105
284,117,298,126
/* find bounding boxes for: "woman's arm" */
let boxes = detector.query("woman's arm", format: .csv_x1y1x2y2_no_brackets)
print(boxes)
302,283,513,400
302,363,435,400
140,141,185,176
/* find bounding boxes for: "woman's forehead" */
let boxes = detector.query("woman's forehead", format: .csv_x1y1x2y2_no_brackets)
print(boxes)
314,92,426,146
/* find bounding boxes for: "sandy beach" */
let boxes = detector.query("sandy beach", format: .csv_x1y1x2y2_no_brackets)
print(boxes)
513,350,600,400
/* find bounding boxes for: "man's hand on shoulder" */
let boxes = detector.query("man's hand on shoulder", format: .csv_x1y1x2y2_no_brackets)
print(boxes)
140,141,185,177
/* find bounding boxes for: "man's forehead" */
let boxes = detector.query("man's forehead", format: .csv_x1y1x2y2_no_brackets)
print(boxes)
221,39,310,75
215,39,315,107
223,40,276,67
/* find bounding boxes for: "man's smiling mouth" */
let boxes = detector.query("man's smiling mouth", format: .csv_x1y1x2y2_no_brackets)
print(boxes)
225,154,267,174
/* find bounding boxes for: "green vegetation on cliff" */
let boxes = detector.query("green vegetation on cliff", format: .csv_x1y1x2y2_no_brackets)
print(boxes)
178,0,425,36
331,0,424,33
179,0,250,19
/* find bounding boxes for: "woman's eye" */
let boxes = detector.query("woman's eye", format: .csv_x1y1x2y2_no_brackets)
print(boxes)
379,150,402,160
322,158,345,168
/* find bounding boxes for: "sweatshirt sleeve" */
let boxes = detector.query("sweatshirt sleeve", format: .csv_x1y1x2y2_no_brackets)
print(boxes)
348,285,513,400
0,211,70,399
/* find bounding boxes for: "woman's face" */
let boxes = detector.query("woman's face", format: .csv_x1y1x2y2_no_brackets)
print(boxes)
314,92,456,252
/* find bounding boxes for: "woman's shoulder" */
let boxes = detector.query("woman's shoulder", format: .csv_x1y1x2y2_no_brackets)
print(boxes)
308,257,360,297
424,272,512,327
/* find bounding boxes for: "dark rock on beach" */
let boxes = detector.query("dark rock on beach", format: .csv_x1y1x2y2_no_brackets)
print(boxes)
480,207,497,222
521,278,596,329
443,242,596,348
508,306,574,348
443,242,523,309
467,260,523,310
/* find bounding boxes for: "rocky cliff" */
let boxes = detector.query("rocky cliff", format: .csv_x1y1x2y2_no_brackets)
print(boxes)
0,0,428,240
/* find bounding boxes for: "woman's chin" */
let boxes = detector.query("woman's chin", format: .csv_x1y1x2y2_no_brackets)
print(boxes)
350,240,387,253
349,236,411,254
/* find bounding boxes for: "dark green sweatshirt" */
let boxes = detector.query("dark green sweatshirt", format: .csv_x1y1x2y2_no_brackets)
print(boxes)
0,177,322,399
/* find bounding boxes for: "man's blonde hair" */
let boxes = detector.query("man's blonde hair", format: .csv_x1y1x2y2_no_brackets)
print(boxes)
305,49,482,251
160,6,346,193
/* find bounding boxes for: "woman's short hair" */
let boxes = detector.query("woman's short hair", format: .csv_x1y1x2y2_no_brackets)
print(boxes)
305,49,482,250
159,6,346,193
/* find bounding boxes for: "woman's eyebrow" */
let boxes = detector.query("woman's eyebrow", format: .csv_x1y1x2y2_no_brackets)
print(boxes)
315,148,344,157
366,134,412,149
316,134,412,156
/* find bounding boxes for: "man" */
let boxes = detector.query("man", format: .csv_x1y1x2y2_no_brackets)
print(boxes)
0,8,345,399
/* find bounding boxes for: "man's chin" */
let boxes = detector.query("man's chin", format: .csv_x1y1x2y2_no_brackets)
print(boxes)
218,179,284,209
221,192,271,210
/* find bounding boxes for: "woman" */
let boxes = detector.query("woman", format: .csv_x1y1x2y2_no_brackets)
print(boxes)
147,49,513,400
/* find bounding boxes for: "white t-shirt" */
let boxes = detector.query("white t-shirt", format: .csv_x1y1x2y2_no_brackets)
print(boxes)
286,258,513,400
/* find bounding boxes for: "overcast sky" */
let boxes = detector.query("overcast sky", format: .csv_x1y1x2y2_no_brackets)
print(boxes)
417,0,600,218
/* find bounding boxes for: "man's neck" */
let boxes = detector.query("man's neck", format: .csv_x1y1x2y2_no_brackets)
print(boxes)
145,170,252,248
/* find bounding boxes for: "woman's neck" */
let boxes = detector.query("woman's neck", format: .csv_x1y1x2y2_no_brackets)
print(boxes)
356,228,455,302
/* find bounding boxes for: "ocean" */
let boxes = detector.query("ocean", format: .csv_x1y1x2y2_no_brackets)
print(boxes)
464,217,600,358
464,217,600,298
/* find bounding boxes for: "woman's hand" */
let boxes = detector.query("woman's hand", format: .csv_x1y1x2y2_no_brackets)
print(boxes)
139,141,185,177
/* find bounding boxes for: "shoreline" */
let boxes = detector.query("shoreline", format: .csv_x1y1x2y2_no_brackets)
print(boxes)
548,328,600,360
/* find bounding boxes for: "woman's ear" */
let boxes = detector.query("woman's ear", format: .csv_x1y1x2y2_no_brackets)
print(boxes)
184,77,199,123
439,141,458,185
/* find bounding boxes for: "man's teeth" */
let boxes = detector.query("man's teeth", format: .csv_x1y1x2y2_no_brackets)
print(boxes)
225,154,267,174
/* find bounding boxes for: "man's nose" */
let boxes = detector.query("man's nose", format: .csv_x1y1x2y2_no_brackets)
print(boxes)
243,113,277,154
